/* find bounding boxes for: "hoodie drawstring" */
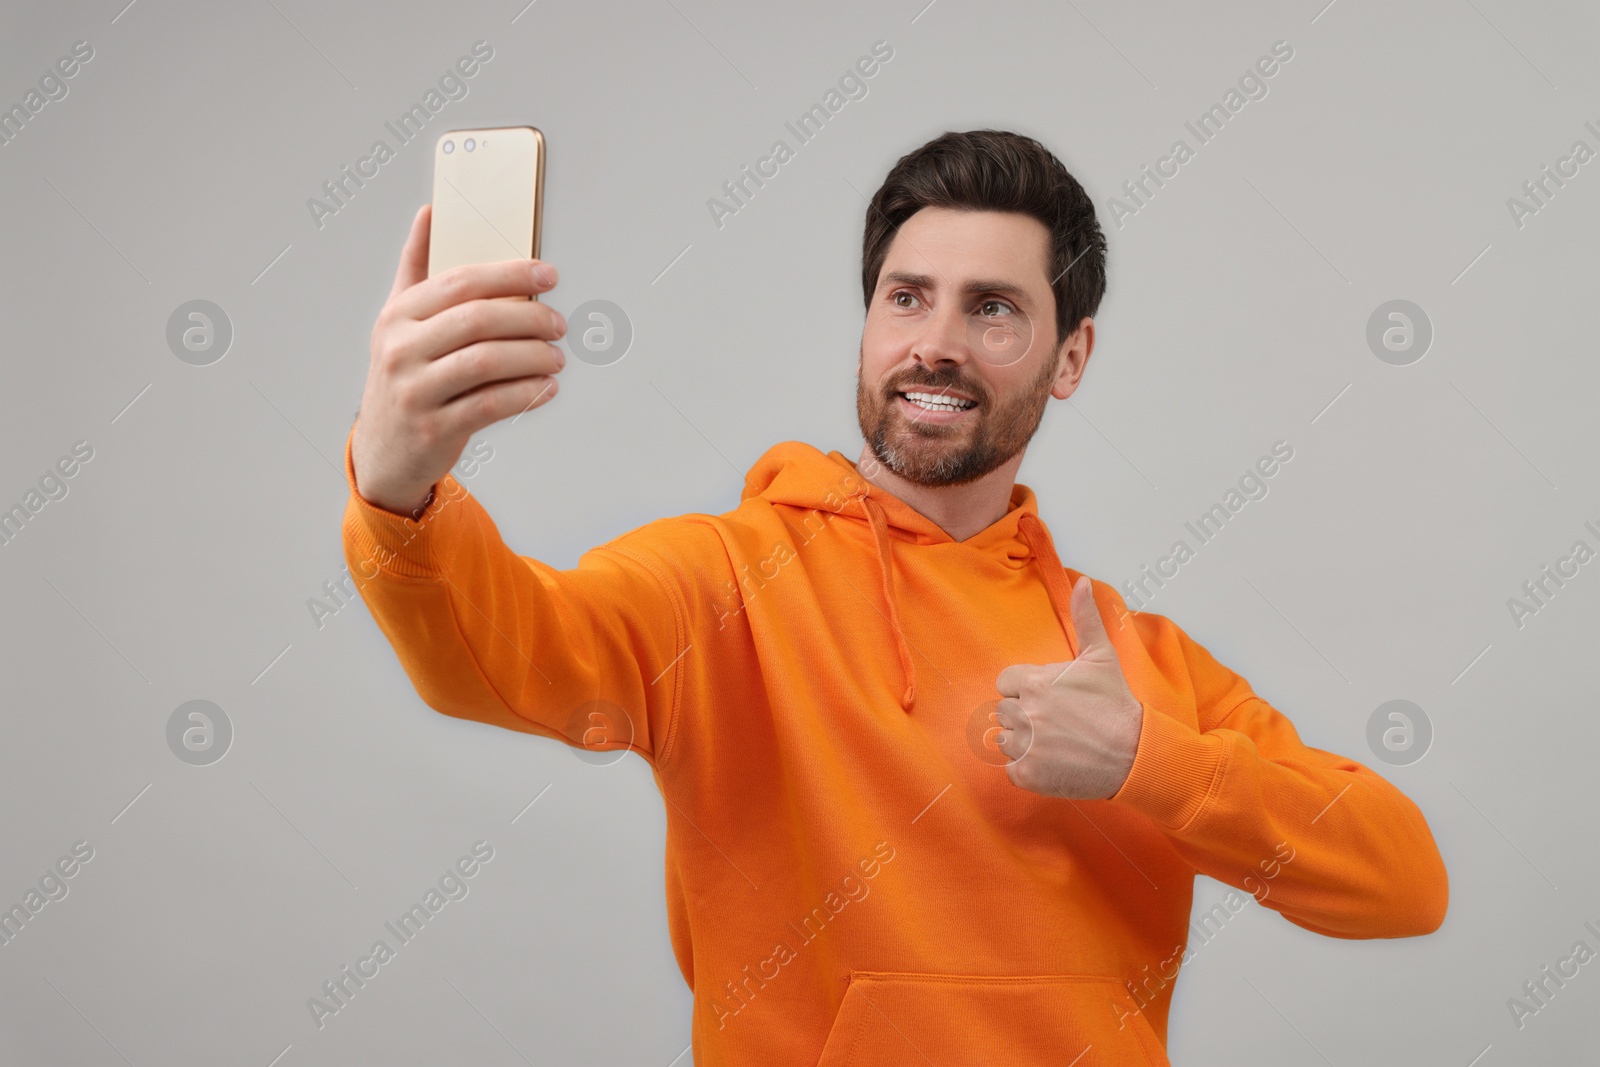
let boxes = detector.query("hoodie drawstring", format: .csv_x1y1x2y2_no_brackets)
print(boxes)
862,500,1079,714
1018,512,1080,662
863,497,918,712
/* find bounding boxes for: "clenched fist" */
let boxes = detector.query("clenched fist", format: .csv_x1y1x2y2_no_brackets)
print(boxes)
350,204,567,516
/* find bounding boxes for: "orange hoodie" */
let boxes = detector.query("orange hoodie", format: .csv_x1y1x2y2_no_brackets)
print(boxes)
341,431,1448,1066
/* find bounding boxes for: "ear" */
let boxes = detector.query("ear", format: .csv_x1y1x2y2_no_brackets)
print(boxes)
1050,317,1095,401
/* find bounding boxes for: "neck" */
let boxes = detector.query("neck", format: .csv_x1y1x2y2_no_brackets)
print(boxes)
854,444,1025,542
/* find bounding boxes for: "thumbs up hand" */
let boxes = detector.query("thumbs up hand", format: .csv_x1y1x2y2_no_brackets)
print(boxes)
993,575,1145,801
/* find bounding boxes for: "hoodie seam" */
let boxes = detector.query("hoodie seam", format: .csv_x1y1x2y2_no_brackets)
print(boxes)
596,544,688,772
1202,692,1260,734
433,571,604,756
1170,694,1264,833
1174,729,1232,835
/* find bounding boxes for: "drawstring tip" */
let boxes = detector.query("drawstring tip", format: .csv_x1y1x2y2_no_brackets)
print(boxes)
900,684,915,712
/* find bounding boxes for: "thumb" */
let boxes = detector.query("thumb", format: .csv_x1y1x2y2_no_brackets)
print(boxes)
1068,574,1113,654
388,204,431,300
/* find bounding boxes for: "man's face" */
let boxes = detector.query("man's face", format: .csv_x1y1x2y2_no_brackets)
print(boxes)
856,207,1072,487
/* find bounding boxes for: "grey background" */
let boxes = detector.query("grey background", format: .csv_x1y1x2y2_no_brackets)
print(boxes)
1,0,1595,1064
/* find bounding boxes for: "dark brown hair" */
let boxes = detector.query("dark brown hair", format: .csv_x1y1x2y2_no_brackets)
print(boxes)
861,129,1107,347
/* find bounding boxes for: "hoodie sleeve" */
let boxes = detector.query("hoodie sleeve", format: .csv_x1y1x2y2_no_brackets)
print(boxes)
1107,610,1449,940
339,429,699,770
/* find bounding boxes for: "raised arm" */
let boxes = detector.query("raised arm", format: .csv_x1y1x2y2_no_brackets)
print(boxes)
341,205,692,768
342,432,692,767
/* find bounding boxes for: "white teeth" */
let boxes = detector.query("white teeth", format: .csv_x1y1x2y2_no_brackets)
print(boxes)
901,391,975,412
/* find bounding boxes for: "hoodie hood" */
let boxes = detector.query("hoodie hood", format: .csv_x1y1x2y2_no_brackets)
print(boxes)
741,441,1080,712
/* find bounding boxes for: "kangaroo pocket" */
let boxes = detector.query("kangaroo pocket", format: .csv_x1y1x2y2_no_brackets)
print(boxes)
815,971,1169,1066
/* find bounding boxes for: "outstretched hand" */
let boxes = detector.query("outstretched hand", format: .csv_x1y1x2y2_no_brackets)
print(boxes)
350,204,566,517
993,576,1145,800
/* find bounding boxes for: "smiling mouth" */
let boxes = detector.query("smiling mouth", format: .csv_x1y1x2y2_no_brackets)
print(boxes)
897,389,979,414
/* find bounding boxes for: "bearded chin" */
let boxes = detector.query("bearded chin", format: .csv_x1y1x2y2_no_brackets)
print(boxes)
857,392,999,488
856,368,1057,489
855,343,1059,488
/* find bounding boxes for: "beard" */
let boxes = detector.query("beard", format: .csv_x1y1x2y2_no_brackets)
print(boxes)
856,345,1059,487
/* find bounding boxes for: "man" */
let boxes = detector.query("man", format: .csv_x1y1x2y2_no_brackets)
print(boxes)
343,129,1448,1065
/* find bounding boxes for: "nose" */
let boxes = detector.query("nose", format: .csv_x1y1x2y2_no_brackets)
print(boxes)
910,298,970,369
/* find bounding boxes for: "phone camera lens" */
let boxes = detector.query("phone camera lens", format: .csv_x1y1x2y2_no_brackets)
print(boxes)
464,138,476,152
443,140,454,154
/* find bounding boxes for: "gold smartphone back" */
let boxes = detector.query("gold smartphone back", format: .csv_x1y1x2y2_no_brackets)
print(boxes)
427,126,545,282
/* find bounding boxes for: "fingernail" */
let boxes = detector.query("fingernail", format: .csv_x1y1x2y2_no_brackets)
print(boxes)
554,310,567,335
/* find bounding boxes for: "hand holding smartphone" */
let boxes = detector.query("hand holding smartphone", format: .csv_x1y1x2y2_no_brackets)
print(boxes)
350,126,564,517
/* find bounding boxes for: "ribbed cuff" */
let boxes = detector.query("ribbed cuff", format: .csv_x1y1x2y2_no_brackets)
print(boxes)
341,426,467,580
1108,702,1226,831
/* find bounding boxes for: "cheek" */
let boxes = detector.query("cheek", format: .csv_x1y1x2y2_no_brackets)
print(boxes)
862,308,891,343
977,368,1025,404
859,317,904,376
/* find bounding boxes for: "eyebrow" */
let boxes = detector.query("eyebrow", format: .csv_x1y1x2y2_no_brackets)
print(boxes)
880,270,1031,302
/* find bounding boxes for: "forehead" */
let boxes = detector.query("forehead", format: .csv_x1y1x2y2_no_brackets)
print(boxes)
881,207,1053,289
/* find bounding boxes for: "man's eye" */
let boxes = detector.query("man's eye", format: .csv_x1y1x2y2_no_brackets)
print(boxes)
891,291,918,308
978,300,1013,317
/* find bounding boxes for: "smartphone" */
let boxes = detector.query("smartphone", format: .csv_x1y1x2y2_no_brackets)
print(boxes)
427,126,545,295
